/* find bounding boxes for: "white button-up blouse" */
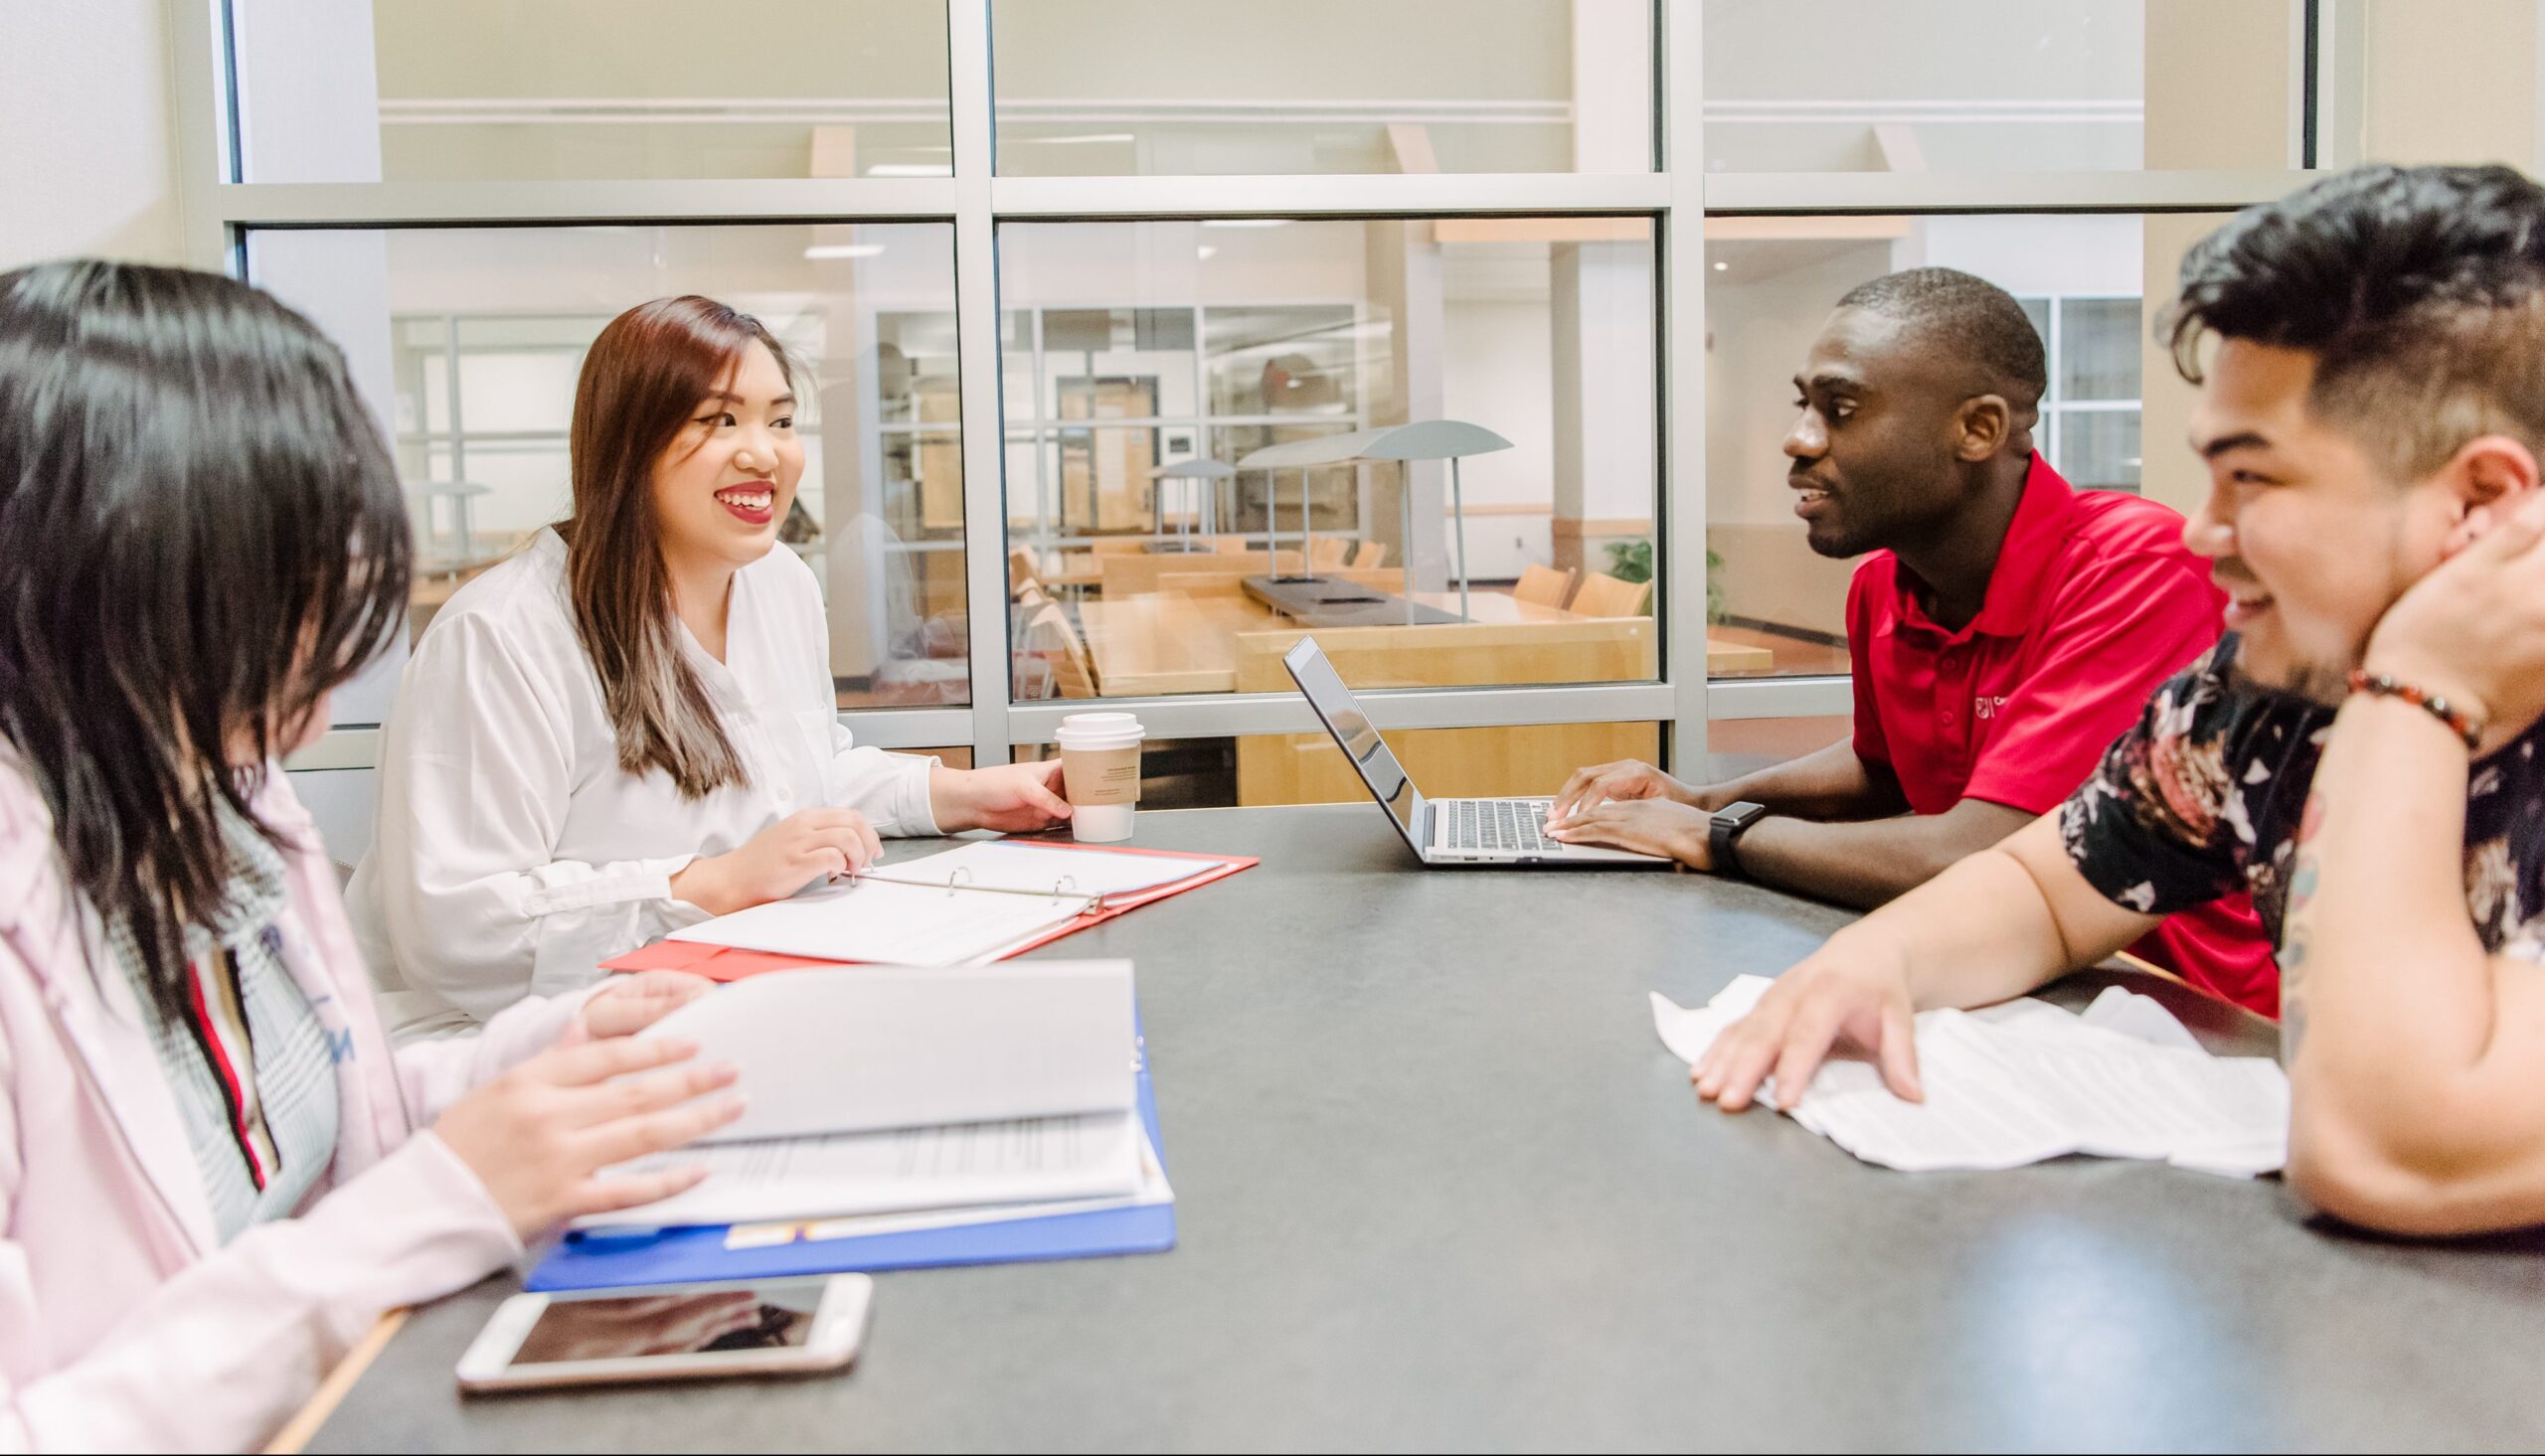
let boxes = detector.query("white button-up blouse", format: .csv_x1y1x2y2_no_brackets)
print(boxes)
348,530,936,1039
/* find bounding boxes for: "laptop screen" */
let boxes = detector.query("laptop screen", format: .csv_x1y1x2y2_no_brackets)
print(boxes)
1282,636,1424,850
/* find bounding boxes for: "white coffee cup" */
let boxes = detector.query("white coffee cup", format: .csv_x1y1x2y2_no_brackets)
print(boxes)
1055,712,1145,843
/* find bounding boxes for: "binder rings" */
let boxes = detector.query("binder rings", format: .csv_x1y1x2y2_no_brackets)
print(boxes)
524,1023,1174,1291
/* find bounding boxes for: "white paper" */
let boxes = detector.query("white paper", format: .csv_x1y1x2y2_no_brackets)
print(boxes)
667,876,1088,965
1651,974,2289,1177
641,962,1137,1145
726,1124,1177,1248
577,1108,1149,1229
2078,984,2208,1052
863,842,1222,900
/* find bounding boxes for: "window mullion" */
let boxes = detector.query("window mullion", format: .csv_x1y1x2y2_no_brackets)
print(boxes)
945,0,1013,766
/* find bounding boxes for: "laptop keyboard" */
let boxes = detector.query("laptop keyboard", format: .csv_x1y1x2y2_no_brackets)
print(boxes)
1442,798,1559,855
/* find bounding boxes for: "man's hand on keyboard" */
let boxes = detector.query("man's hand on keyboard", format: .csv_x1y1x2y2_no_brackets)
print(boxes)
1546,797,1711,867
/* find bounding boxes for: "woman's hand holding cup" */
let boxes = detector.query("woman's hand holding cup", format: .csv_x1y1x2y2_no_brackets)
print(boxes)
1054,713,1145,843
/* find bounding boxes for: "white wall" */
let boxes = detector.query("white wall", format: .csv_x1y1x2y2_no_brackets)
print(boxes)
1701,0,2147,171
1911,215,2143,298
0,1,188,268
1442,297,1557,579
1442,301,1554,507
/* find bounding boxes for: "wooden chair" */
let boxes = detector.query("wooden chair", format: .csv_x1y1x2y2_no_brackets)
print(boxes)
1091,538,1147,556
1351,540,1389,568
1020,601,1099,699
1570,570,1651,617
1211,536,1254,555
1311,536,1352,568
1008,547,1043,597
1514,564,1579,609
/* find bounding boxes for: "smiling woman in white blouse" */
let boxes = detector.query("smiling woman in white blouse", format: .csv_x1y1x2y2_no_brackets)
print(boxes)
350,295,1070,1039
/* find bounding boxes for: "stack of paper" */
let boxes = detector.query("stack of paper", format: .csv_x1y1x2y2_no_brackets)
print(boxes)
584,960,1171,1229
1649,975,2289,1177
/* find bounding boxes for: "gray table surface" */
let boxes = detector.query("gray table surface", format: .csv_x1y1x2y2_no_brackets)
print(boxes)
310,804,2545,1453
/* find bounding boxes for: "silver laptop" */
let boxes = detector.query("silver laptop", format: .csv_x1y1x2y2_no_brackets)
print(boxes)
1282,636,1670,868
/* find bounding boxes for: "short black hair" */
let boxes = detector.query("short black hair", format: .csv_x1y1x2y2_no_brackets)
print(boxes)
2167,163,2545,480
1834,266,2048,413
0,261,411,1023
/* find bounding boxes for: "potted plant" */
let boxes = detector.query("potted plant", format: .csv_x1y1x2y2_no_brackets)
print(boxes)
1601,538,1723,623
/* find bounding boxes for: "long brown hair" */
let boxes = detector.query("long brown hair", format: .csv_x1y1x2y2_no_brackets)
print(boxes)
563,295,792,799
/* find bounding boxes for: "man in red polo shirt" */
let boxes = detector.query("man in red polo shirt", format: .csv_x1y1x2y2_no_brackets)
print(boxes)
1549,266,2276,1014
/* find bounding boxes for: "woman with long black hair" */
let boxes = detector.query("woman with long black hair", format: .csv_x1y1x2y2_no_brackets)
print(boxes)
350,295,1071,1039
0,261,740,1451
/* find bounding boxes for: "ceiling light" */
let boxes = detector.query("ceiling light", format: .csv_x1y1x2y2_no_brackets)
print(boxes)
1197,245,1218,260
804,244,888,260
1712,260,1728,271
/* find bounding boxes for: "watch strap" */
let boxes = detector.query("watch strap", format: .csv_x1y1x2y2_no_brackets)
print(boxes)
1709,801,1768,879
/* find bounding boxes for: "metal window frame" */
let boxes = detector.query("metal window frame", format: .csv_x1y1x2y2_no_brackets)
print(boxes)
2017,290,2149,496
180,0,2329,777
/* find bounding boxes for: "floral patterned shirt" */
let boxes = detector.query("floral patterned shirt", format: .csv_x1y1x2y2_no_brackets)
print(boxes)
2060,636,2545,962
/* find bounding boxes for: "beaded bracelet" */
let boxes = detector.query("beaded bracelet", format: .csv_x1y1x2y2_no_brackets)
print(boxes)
2346,669,2485,750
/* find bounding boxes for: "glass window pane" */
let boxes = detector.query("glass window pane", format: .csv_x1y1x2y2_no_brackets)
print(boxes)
903,745,977,769
875,311,960,427
2019,297,2053,361
1705,212,2230,679
230,0,951,182
1031,308,1202,421
451,349,582,435
1209,423,1362,538
1002,218,1661,700
1206,304,1362,417
1001,311,1040,423
1705,716,1852,769
243,222,968,711
1703,0,2295,172
1235,722,1665,804
417,354,451,434
1020,725,1662,806
1056,425,1167,536
1020,738,1240,810
990,1,1652,175
2057,296,2141,402
2057,409,2142,494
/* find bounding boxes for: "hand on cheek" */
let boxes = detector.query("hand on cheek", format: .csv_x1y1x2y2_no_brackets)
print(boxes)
2365,489,2545,735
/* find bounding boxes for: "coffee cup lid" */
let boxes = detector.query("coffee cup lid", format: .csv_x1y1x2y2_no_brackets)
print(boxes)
1058,726,1146,746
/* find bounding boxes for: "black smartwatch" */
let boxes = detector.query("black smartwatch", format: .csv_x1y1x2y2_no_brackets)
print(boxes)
1709,801,1769,878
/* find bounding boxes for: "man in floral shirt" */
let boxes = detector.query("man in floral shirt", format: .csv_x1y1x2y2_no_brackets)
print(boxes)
1689,163,2545,1237
2062,637,2545,965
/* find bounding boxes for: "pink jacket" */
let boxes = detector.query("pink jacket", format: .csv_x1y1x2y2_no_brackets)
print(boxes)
0,756,582,1453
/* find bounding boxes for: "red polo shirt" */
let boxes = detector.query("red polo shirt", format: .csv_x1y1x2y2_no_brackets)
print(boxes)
1846,453,2279,1016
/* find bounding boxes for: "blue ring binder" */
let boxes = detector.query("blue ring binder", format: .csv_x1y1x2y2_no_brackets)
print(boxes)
524,1014,1174,1291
